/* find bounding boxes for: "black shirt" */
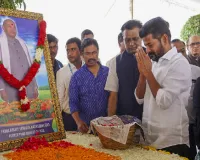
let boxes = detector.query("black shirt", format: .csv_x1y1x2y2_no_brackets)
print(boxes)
53,59,63,79
116,51,143,120
193,77,200,148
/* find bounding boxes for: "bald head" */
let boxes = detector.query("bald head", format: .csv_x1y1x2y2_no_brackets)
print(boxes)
187,35,200,57
3,19,17,38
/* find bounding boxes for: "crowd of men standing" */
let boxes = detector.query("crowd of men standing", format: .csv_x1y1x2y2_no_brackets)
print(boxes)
47,17,200,160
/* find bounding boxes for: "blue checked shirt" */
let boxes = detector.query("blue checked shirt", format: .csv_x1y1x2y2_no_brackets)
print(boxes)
69,64,109,125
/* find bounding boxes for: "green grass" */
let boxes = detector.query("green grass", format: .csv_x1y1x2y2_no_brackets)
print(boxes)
38,90,51,100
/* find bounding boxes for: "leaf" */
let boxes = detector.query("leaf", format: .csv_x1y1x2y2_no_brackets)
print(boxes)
0,0,26,10
22,1,26,10
180,14,200,42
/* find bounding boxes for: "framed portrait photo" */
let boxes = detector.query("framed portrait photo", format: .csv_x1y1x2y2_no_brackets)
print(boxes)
0,8,65,151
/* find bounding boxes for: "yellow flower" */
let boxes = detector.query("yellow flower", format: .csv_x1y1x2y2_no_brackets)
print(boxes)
19,113,27,117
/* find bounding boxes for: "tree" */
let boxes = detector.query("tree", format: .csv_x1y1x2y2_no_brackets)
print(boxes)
180,14,200,42
0,0,26,10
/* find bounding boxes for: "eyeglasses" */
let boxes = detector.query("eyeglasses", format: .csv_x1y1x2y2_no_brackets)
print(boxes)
188,42,200,47
124,37,140,44
83,51,98,56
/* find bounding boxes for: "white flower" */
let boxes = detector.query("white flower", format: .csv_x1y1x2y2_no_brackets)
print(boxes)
35,48,43,62
64,132,187,160
20,96,29,104
19,86,25,91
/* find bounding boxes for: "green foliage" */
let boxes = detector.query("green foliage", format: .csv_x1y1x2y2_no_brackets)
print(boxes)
0,0,26,10
180,14,200,42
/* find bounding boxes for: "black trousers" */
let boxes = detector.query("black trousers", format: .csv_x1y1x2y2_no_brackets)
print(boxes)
161,144,190,159
189,124,197,160
62,111,77,131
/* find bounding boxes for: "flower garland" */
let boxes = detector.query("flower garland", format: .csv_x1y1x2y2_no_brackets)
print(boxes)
3,136,120,160
0,20,46,112
1,132,190,160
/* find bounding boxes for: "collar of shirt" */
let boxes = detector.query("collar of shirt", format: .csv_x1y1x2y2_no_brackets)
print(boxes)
124,50,136,57
54,59,63,70
82,63,103,76
159,47,178,61
68,61,85,73
68,60,85,68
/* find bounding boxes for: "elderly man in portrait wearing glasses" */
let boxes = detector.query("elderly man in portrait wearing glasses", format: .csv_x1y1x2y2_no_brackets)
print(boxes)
0,19,38,102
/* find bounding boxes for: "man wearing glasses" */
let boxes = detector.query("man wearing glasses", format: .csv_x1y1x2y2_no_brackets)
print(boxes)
47,34,63,79
105,20,143,120
187,35,200,67
186,35,200,159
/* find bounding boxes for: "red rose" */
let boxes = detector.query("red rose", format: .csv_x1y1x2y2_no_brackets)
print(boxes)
19,87,26,99
21,102,30,112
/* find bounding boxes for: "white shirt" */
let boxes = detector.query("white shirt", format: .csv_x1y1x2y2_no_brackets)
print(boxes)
105,55,119,92
135,47,192,149
106,54,119,68
190,64,200,80
56,62,84,114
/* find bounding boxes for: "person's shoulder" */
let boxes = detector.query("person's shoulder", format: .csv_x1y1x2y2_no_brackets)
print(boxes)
172,53,190,65
71,65,85,77
195,77,200,88
197,77,200,83
55,59,63,67
57,65,68,74
101,65,109,71
109,54,119,61
56,65,69,81
107,55,119,68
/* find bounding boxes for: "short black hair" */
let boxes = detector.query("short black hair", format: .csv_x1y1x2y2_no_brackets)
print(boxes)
47,34,58,44
81,29,94,40
118,32,123,44
81,38,99,52
139,17,171,42
171,39,185,46
121,20,142,32
66,37,81,50
171,39,181,43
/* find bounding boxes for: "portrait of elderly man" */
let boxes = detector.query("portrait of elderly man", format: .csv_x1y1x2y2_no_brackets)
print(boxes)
0,18,38,102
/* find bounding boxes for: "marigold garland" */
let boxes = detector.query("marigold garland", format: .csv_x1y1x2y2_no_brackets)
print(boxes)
3,137,120,160
1,132,191,160
0,20,46,112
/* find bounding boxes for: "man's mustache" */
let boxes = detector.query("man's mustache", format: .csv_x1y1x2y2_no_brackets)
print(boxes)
88,59,96,63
